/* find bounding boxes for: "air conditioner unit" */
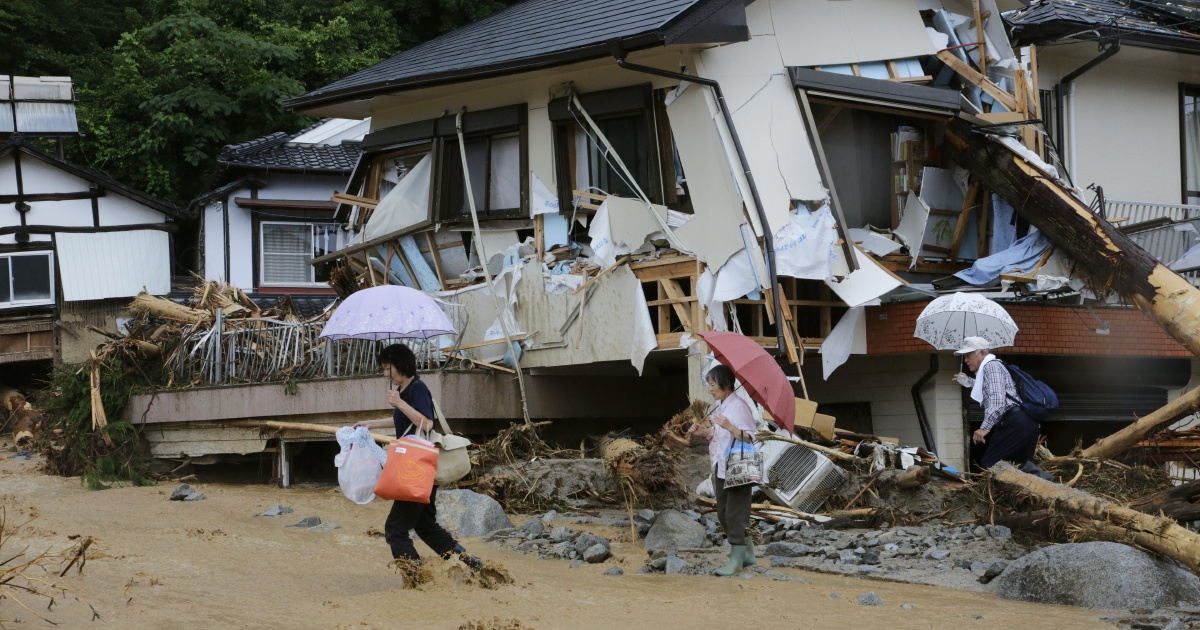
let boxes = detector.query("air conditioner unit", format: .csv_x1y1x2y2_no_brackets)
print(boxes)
758,435,847,514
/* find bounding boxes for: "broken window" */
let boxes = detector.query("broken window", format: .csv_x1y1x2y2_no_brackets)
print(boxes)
550,85,677,213
260,222,337,286
1183,84,1200,205
439,131,523,221
0,252,53,308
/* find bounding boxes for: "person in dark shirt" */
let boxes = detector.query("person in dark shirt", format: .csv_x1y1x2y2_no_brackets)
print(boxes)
356,343,482,572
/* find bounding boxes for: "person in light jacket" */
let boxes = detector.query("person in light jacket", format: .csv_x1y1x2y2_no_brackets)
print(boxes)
688,364,757,575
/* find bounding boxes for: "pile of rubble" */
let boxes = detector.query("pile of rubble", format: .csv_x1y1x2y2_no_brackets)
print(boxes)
482,512,613,565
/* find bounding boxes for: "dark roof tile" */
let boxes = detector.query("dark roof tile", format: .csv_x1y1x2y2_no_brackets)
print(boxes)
218,123,361,173
1007,0,1200,48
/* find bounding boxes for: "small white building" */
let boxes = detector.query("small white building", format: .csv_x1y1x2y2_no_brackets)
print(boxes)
194,118,368,300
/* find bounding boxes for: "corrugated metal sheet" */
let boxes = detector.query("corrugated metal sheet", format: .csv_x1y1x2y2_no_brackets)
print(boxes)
55,230,171,301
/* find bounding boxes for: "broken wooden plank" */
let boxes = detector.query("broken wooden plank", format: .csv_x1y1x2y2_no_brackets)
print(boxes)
935,50,1018,112
572,255,630,295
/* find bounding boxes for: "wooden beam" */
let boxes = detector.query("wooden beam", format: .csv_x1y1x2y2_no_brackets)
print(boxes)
425,231,447,289
973,0,987,77
659,279,693,330
573,255,630,295
935,50,1018,112
950,181,980,260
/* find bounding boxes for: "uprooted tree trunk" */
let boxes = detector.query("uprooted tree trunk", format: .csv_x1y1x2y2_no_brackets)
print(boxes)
130,293,210,325
989,461,1200,573
1128,478,1200,522
1046,387,1200,464
946,122,1200,360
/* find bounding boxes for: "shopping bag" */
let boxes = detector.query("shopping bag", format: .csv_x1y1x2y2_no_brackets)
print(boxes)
723,439,764,488
335,443,383,505
374,436,439,503
428,399,472,485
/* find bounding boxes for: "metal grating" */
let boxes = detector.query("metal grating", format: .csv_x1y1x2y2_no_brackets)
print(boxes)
763,444,848,513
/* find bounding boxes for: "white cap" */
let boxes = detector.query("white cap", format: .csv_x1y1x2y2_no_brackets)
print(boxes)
953,336,991,355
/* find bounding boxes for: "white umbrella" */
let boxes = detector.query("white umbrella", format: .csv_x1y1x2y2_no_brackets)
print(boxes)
914,292,1018,351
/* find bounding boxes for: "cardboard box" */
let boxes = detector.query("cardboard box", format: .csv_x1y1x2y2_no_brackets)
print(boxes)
763,398,836,439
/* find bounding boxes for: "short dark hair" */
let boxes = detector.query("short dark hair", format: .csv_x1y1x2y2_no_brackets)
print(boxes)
706,364,736,392
378,343,417,378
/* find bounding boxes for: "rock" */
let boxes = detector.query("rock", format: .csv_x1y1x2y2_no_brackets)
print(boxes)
863,538,880,548
883,543,899,552
483,528,516,542
604,567,624,576
548,526,575,542
637,566,653,574
435,489,513,538
569,560,582,569
830,593,841,599
901,603,915,609
635,509,656,524
254,505,293,517
973,526,987,538
861,551,882,566
643,510,707,551
541,510,558,523
583,544,611,564
517,518,545,537
650,557,668,571
988,524,1012,540
665,556,689,574
764,542,810,557
993,542,1200,609
858,592,884,606
1163,618,1187,630
286,516,322,528
839,550,860,564
575,532,610,555
169,484,205,501
923,547,950,561
308,522,341,533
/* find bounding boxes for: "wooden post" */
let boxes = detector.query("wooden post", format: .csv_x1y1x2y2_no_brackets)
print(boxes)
972,0,986,77
990,461,1200,574
946,121,1200,359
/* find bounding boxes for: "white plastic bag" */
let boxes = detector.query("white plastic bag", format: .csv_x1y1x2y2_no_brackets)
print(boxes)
335,426,385,505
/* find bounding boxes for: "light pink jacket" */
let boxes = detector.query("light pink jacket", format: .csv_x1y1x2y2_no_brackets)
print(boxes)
705,394,756,479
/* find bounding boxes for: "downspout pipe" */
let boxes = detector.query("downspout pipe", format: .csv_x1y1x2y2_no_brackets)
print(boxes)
613,53,786,354
1053,37,1120,166
911,353,939,454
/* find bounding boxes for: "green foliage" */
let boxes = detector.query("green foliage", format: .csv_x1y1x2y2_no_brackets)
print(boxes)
35,359,154,490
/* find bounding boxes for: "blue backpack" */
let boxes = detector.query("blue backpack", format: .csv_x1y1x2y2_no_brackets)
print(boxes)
1002,361,1058,421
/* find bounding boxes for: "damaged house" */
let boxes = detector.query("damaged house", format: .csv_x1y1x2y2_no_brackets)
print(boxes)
126,0,1200,481
0,75,182,377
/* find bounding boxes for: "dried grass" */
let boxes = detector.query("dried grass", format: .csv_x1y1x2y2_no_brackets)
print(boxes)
459,618,535,630
0,508,95,624
389,558,435,590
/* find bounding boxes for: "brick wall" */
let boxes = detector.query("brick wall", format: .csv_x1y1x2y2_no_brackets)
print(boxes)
866,302,1190,357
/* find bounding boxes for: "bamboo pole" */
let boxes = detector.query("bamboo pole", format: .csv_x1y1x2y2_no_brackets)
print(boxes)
1046,387,1200,464
990,461,1200,574
224,420,393,445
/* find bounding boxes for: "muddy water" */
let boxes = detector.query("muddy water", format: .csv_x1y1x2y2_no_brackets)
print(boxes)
0,453,1112,629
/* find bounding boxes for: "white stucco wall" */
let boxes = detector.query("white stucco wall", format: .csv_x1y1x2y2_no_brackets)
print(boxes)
1038,43,1200,204
804,353,967,469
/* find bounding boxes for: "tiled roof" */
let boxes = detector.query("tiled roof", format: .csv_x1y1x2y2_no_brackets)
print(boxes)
284,0,743,110
1006,0,1200,49
218,123,361,174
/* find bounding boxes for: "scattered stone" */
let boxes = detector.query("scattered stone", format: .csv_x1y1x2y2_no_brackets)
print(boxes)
989,525,1012,540
861,551,881,566
1163,618,1187,630
901,604,915,609
254,505,293,517
435,489,513,537
764,542,810,557
650,557,668,571
635,509,656,524
973,526,987,538
993,542,1200,609
517,519,545,537
10,453,30,461
923,547,950,561
830,593,841,599
858,592,883,606
604,567,624,576
583,544,611,564
287,516,322,528
548,526,575,542
971,614,983,620
569,560,582,569
575,532,610,555
308,522,341,533
644,510,707,551
541,510,558,523
169,484,205,501
665,556,689,575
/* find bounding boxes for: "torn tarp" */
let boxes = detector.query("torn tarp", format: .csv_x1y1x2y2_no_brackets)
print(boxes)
820,305,863,380
774,205,840,280
630,280,657,375
825,245,903,307
362,152,433,242
954,230,1051,286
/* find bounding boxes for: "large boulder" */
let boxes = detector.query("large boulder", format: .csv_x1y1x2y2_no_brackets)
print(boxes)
435,489,514,538
993,542,1200,609
643,509,707,551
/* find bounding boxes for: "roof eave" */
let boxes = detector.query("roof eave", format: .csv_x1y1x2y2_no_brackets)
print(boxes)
283,33,667,112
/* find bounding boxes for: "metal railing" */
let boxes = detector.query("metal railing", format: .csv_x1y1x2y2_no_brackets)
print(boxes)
169,315,450,386
1106,199,1200,288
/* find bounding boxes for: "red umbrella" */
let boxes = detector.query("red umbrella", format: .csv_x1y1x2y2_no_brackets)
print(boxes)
696,331,795,435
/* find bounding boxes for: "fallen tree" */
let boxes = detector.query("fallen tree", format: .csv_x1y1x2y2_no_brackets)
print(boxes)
990,461,1200,574
1128,478,1200,522
1045,387,1200,464
946,122,1200,360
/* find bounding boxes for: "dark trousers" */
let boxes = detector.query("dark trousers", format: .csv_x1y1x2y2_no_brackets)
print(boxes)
713,469,753,546
980,406,1040,469
384,485,459,561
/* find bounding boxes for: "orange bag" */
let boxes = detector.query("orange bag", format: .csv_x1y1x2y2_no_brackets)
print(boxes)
373,437,439,503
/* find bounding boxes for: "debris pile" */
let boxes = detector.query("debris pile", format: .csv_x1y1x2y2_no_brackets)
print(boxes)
482,515,614,565
0,508,94,625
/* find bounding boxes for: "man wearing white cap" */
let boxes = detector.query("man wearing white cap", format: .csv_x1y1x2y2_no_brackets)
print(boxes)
953,336,1041,469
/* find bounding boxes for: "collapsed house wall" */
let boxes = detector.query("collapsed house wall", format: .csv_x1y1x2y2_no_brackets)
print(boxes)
802,353,966,469
57,298,130,365
1037,42,1200,204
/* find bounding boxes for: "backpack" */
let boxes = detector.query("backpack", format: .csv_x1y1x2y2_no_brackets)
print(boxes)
1001,361,1058,421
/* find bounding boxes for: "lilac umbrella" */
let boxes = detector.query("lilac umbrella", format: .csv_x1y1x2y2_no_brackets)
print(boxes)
320,285,456,341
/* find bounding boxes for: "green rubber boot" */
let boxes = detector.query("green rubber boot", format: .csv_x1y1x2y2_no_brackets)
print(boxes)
715,545,747,576
743,542,757,567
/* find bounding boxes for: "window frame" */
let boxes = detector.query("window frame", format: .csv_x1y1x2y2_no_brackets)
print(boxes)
359,105,529,226
258,220,339,288
549,84,668,213
0,250,55,309
1180,83,1200,205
